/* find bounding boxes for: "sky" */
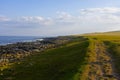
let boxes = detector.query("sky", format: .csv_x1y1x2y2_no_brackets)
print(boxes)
0,0,120,36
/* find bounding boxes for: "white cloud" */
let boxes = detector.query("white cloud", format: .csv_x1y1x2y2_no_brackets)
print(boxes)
55,11,78,25
56,11,74,20
0,16,10,22
20,16,54,26
1,7,120,36
78,7,120,24
56,8,120,26
80,7,120,15
21,16,44,22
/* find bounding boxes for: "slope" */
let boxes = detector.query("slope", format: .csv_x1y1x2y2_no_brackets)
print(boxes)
0,38,89,80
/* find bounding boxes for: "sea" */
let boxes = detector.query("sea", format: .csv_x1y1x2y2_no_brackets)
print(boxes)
0,36,43,45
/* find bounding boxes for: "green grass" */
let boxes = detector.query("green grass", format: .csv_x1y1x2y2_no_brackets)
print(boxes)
84,31,120,76
79,39,96,80
1,31,120,80
104,41,120,75
82,31,120,41
83,31,120,77
85,35,120,41
0,39,89,80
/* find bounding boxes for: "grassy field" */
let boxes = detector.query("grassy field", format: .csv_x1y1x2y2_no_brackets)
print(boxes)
1,31,120,80
0,37,89,80
84,31,120,78
104,41,120,75
83,31,120,40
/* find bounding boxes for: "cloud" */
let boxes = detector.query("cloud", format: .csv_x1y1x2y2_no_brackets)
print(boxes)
78,7,120,24
20,16,54,26
0,16,10,22
56,8,120,26
55,11,79,25
80,7,120,15
1,7,120,36
21,16,44,22
56,11,74,20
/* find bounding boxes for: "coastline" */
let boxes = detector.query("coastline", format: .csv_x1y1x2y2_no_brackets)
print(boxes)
0,36,45,46
0,36,71,67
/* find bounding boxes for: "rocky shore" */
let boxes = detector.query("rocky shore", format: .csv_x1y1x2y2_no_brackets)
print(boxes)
0,36,72,67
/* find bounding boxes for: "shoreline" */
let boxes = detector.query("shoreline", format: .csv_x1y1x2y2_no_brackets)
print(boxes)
0,36,72,67
0,36,45,46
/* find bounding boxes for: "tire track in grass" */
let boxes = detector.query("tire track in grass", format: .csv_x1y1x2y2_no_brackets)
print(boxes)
87,41,118,80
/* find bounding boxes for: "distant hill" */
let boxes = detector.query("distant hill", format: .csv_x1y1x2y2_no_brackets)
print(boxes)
106,30,120,33
101,30,120,35
105,30,120,34
82,30,120,36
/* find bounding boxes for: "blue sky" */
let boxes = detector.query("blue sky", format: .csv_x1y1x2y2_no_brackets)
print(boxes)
0,0,120,36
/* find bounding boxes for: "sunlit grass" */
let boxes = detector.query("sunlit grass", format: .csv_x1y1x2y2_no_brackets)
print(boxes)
104,41,120,75
0,38,89,80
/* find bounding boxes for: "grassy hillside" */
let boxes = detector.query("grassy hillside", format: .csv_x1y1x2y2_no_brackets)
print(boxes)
83,31,120,79
84,30,120,35
104,41,120,76
83,31,120,40
1,31,120,80
0,38,89,80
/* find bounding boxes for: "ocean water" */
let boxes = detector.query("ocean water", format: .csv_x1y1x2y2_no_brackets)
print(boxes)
0,36,42,45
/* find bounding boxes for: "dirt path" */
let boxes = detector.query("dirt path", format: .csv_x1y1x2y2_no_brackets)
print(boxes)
87,41,118,80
